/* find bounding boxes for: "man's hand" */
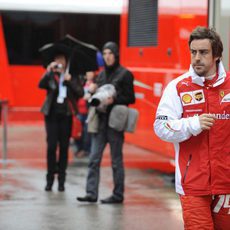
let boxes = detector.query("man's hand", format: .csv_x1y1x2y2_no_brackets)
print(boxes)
84,93,91,100
64,73,71,81
199,113,216,130
88,83,98,94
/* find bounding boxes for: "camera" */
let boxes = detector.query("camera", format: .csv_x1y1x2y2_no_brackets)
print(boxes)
54,63,63,69
89,84,116,112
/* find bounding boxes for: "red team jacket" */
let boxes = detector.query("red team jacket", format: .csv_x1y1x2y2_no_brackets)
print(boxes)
154,62,230,196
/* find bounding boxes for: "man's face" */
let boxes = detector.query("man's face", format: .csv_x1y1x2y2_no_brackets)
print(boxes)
85,71,95,81
190,39,219,77
54,55,67,71
103,49,116,66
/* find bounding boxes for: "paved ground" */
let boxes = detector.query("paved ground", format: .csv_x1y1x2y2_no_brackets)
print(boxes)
0,123,183,230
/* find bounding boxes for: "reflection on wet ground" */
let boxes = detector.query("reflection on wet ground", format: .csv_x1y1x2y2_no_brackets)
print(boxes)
0,161,183,230
0,123,183,230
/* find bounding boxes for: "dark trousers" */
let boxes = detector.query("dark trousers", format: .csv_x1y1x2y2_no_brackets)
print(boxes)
86,125,125,200
45,113,72,185
75,113,91,154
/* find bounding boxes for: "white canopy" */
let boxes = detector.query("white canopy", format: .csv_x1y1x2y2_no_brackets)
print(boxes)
0,0,123,14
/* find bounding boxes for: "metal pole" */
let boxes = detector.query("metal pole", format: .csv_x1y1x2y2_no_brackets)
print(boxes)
208,0,215,27
3,102,8,162
1,100,8,164
209,0,229,70
209,0,221,29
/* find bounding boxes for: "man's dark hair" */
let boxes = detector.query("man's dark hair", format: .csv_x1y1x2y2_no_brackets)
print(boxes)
53,51,68,62
189,26,223,62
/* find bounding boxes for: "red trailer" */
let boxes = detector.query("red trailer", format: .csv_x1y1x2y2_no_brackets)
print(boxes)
120,0,209,157
0,0,229,160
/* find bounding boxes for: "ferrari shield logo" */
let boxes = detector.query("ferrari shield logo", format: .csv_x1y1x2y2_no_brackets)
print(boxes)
220,90,225,98
219,89,230,103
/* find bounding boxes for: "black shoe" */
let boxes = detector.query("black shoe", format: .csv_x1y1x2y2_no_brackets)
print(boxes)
100,196,123,204
45,184,52,192
58,184,65,192
77,195,97,203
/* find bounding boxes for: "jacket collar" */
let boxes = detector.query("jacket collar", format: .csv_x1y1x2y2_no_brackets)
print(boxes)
188,61,226,87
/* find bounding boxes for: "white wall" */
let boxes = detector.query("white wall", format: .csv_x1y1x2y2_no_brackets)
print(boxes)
221,0,230,70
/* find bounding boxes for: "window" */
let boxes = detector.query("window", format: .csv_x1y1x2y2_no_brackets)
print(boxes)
128,0,158,47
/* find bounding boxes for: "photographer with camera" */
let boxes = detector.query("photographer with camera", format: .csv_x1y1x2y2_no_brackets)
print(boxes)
77,41,135,204
39,53,83,192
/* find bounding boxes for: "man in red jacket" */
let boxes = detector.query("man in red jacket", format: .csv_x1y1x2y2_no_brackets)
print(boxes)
154,27,230,229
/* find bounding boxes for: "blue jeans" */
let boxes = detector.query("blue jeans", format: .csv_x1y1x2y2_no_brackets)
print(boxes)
75,113,91,154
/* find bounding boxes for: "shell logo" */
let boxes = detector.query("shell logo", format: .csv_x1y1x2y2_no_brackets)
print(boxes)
182,94,192,104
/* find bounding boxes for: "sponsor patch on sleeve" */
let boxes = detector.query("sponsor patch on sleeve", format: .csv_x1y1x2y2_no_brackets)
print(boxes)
156,115,168,120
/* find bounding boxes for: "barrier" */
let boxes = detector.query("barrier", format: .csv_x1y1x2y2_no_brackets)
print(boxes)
0,100,8,164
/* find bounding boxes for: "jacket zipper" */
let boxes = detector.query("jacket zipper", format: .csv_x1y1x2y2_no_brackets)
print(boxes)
205,87,210,147
183,154,192,183
205,87,211,185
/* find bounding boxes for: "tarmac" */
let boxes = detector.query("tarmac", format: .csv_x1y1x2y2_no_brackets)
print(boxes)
0,122,184,230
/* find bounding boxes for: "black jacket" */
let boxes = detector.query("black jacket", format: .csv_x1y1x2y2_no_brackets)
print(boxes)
38,71,84,116
96,65,135,107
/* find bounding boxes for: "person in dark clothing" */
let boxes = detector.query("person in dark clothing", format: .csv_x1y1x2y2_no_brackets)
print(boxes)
77,41,135,204
71,71,96,158
39,53,83,192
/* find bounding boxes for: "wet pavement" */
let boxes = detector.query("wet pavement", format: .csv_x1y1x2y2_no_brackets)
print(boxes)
0,123,183,230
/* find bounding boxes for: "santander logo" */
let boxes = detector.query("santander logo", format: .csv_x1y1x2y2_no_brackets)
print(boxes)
212,111,230,120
